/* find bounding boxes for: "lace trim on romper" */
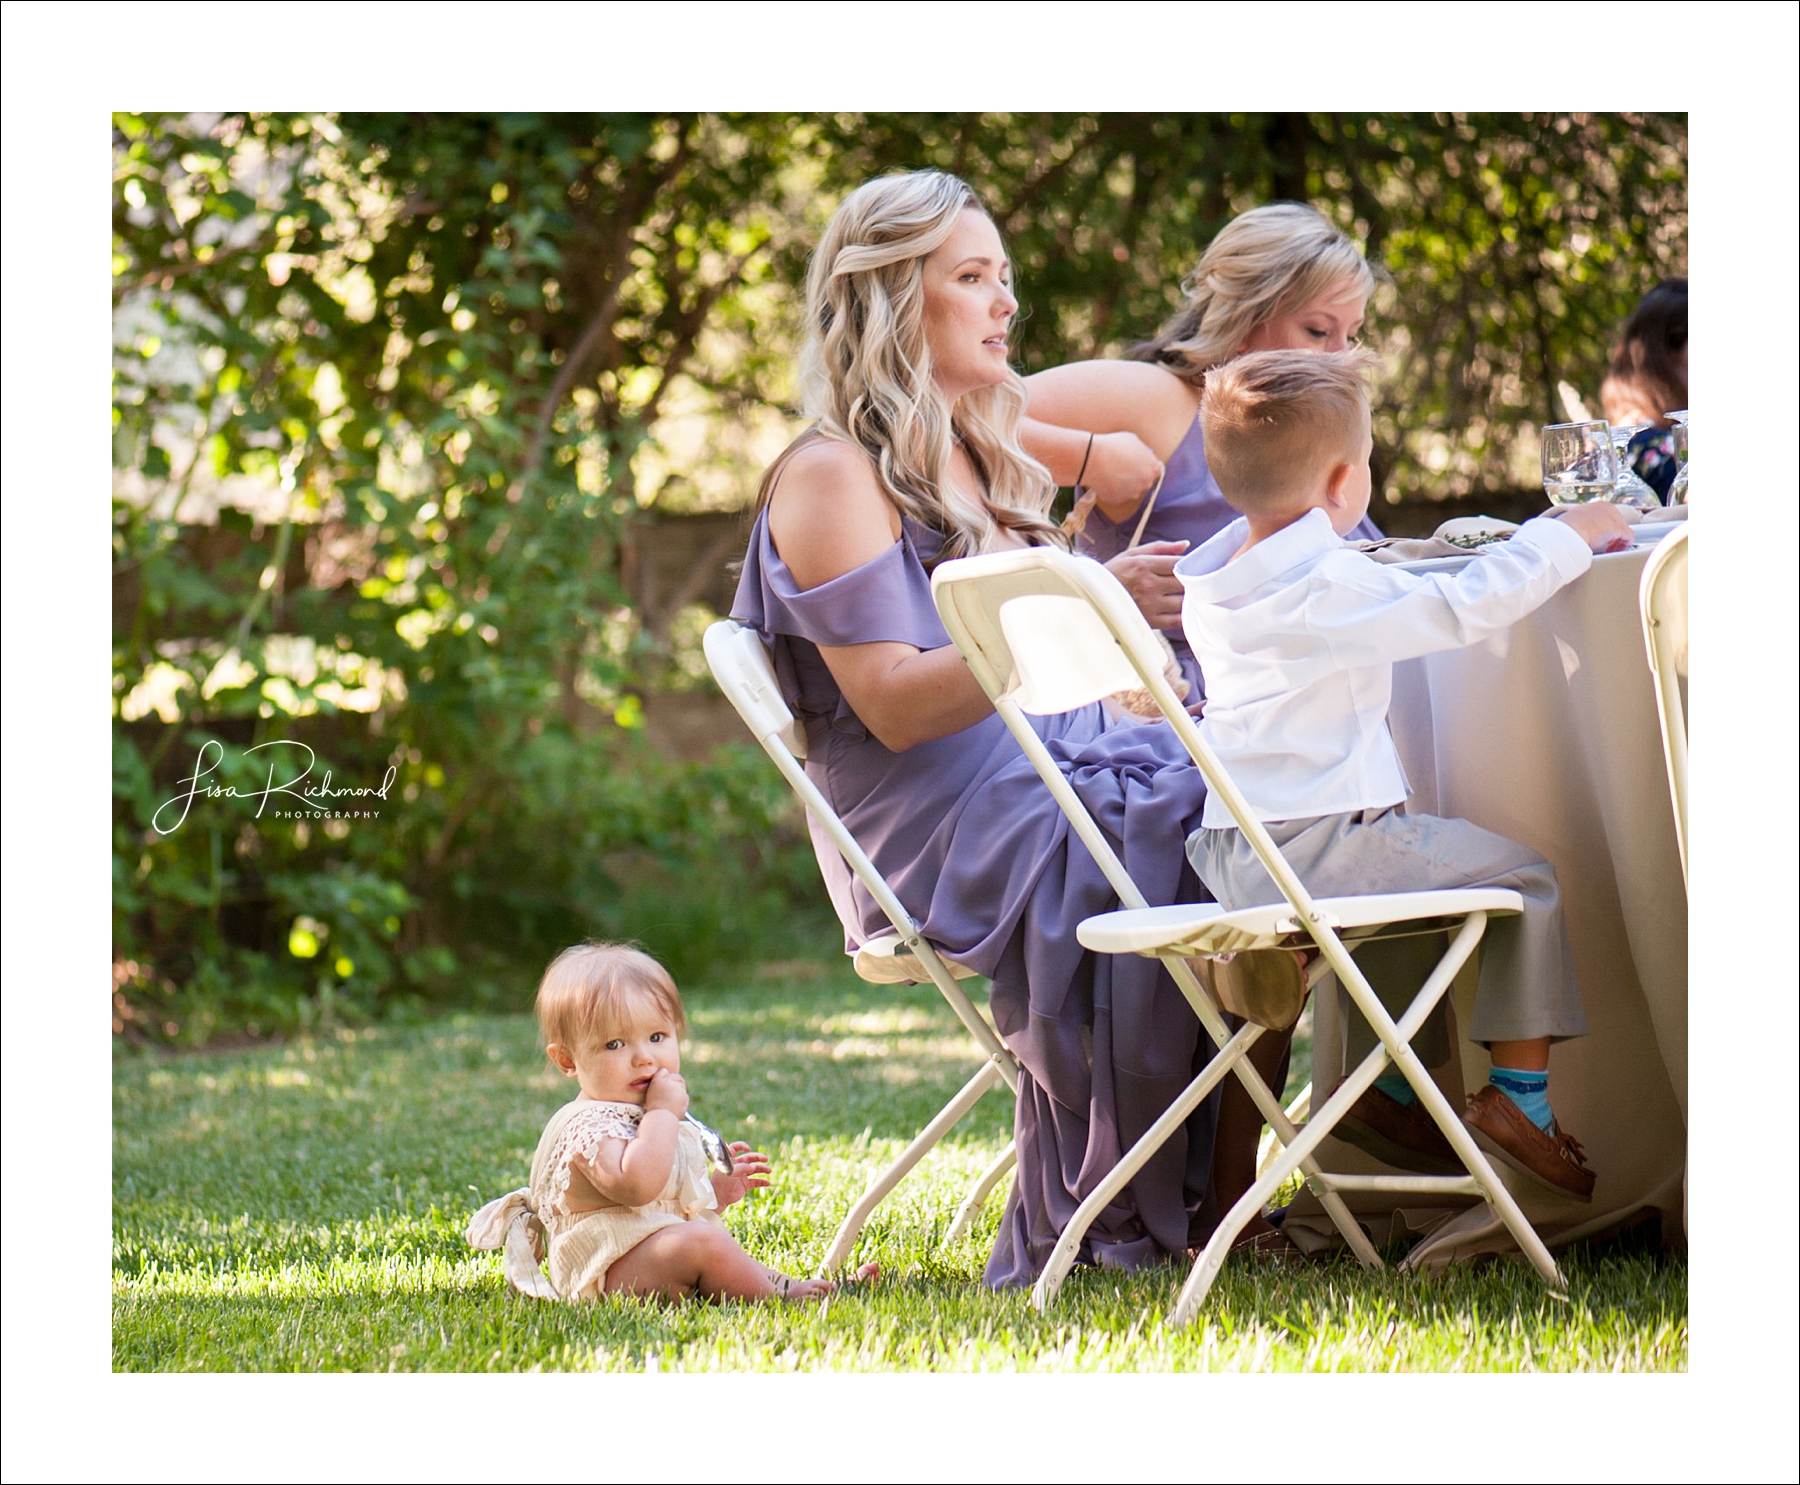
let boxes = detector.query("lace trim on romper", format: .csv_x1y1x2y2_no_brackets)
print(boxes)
529,1100,722,1299
534,1101,645,1230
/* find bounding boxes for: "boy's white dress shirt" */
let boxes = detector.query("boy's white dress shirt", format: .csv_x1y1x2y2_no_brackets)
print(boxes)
1175,507,1593,828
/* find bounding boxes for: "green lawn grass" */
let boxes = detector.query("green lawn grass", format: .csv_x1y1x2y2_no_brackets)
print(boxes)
113,962,1685,1372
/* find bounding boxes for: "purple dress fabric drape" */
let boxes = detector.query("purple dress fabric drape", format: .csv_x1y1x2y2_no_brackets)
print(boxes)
731,510,1220,1287
1076,414,1382,700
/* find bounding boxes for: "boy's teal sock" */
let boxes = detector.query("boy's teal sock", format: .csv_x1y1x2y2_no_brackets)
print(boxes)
1489,1066,1553,1132
1373,1069,1417,1106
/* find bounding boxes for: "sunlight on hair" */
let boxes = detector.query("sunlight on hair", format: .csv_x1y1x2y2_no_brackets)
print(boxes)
1201,349,1376,514
776,170,1062,561
536,943,686,1060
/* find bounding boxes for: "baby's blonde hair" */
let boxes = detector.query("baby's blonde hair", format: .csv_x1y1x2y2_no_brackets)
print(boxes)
536,942,686,1058
1200,349,1375,514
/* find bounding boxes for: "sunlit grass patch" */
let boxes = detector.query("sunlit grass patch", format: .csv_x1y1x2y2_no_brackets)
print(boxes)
113,965,1685,1372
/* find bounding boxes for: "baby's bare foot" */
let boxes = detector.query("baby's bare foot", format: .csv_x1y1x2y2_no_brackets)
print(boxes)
767,1262,878,1303
767,1269,834,1303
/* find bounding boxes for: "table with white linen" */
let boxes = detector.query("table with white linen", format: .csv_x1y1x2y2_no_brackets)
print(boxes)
1284,528,1688,1261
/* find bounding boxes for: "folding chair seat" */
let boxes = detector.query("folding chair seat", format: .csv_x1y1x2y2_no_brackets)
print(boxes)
852,932,982,985
1639,526,1688,886
931,546,1565,1326
703,620,1019,1269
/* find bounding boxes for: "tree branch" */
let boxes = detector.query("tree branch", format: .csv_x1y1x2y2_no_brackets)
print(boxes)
113,237,271,303
636,246,763,430
647,524,740,639
517,121,701,485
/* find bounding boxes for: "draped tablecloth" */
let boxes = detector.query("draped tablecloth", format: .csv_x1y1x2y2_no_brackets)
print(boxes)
1284,535,1688,1259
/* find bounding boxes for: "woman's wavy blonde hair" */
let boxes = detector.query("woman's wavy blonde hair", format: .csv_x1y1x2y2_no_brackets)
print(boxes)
761,170,1061,561
1128,202,1375,384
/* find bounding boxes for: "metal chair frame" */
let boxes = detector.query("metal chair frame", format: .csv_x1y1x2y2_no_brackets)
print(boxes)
1639,527,1689,886
702,620,1019,1275
930,547,1564,1325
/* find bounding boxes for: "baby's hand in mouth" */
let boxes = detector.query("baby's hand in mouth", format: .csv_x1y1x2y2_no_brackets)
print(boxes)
643,1066,689,1117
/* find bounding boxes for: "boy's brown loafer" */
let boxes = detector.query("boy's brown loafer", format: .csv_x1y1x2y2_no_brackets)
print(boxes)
1462,1085,1596,1202
1325,1079,1463,1175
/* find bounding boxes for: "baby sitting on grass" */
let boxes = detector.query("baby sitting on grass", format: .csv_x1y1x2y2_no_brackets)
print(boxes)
468,942,875,1303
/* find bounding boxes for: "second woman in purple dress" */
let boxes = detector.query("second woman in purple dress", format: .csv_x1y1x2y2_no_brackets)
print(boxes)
1021,202,1387,702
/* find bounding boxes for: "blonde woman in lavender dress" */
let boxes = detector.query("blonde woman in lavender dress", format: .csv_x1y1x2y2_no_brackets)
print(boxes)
732,171,1299,1282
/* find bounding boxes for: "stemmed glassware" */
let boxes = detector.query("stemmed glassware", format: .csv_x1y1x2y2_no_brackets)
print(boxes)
1607,423,1663,511
1541,420,1617,505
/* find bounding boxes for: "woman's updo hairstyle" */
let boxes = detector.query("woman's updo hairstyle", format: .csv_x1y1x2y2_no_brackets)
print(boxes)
771,170,1062,562
1129,202,1376,383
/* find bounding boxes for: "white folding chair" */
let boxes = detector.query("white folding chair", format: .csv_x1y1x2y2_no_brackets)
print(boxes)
703,620,1020,1273
930,547,1564,1326
1640,527,1688,886
932,551,1378,1310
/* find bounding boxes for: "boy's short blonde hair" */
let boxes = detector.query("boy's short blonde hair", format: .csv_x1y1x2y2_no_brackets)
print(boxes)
536,942,686,1056
1201,349,1375,515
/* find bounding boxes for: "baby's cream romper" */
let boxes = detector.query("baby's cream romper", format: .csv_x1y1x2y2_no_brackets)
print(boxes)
529,1098,724,1300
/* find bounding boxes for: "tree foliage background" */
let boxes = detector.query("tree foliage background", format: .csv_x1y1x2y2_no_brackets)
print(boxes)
112,112,1686,1043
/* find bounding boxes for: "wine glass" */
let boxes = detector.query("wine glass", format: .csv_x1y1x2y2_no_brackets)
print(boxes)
1665,410,1689,505
1541,421,1617,505
1608,423,1662,511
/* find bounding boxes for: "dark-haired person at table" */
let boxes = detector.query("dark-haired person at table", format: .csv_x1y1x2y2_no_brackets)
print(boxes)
1600,277,1687,503
1017,203,1386,706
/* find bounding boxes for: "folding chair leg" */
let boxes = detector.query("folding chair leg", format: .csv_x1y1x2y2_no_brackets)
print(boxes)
1324,913,1565,1293
1174,1047,1396,1325
943,1140,1017,1248
1173,912,1564,1325
1255,1081,1312,1180
817,1056,1006,1276
1383,1036,1563,1289
1030,1021,1263,1312
1161,954,1384,1273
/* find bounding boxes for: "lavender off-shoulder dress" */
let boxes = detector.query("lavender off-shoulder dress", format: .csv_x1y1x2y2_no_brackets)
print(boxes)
732,510,1220,1286
1077,414,1382,699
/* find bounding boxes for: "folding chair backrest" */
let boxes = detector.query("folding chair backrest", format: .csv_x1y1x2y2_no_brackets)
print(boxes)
1640,525,1688,681
703,618,809,761
1639,526,1688,884
705,618,895,919
704,618,1004,1056
931,547,1329,927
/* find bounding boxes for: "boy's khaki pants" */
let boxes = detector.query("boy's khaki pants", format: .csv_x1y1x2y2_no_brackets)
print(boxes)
1187,806,1587,1055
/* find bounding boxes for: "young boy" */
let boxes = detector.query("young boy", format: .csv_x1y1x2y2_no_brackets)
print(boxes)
1175,350,1634,1200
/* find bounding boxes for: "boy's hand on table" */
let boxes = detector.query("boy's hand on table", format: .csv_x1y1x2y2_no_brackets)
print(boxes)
1544,502,1635,553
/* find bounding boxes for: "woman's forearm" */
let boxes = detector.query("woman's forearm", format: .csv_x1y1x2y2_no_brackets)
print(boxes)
819,640,994,753
1021,419,1163,523
1019,416,1094,487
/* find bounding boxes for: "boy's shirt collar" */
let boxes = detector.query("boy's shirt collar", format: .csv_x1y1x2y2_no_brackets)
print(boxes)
1174,506,1341,601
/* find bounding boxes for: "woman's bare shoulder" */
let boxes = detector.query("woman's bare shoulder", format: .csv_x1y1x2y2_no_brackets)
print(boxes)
767,435,902,590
